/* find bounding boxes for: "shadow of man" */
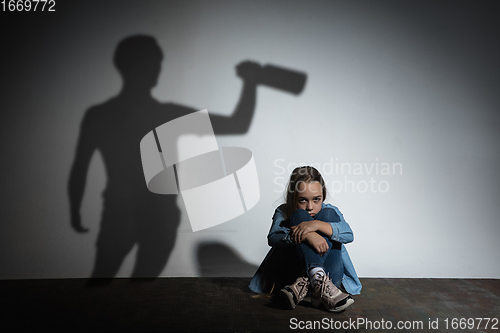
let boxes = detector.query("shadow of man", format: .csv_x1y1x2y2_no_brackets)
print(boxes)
68,35,261,279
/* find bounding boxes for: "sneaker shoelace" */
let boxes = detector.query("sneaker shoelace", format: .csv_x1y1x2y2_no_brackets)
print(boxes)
296,278,309,298
320,274,337,297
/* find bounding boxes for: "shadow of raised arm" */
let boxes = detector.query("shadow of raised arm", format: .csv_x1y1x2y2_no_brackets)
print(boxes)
210,61,261,135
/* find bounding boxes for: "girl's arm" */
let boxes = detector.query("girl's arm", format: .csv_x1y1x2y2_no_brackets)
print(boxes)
267,205,294,247
290,204,354,244
303,232,329,256
327,205,354,244
290,220,332,244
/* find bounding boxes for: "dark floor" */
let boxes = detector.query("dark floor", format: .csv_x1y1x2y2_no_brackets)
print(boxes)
0,278,499,332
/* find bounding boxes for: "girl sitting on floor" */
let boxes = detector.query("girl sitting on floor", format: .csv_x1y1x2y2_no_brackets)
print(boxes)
249,166,361,312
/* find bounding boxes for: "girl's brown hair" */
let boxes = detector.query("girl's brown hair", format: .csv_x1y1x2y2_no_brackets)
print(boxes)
283,166,327,220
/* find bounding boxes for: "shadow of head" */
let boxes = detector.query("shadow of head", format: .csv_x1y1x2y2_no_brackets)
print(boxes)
114,35,163,89
196,242,258,277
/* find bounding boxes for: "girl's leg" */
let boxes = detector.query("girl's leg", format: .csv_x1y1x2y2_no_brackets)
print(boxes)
288,209,333,274
313,208,343,287
309,208,352,312
281,208,350,310
278,209,323,309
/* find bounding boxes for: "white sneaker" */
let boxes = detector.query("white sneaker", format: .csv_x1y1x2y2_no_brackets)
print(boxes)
311,273,354,312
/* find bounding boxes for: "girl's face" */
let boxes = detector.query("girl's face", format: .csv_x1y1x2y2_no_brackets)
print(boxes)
296,181,324,217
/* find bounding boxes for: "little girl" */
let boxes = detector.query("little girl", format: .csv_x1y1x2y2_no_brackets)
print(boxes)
249,166,361,312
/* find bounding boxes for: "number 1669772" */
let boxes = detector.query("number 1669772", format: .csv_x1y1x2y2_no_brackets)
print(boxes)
2,0,56,12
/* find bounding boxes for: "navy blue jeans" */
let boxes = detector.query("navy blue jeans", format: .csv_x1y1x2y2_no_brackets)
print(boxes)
288,208,343,287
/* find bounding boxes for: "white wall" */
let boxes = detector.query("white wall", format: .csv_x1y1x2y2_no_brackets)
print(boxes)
1,0,499,279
